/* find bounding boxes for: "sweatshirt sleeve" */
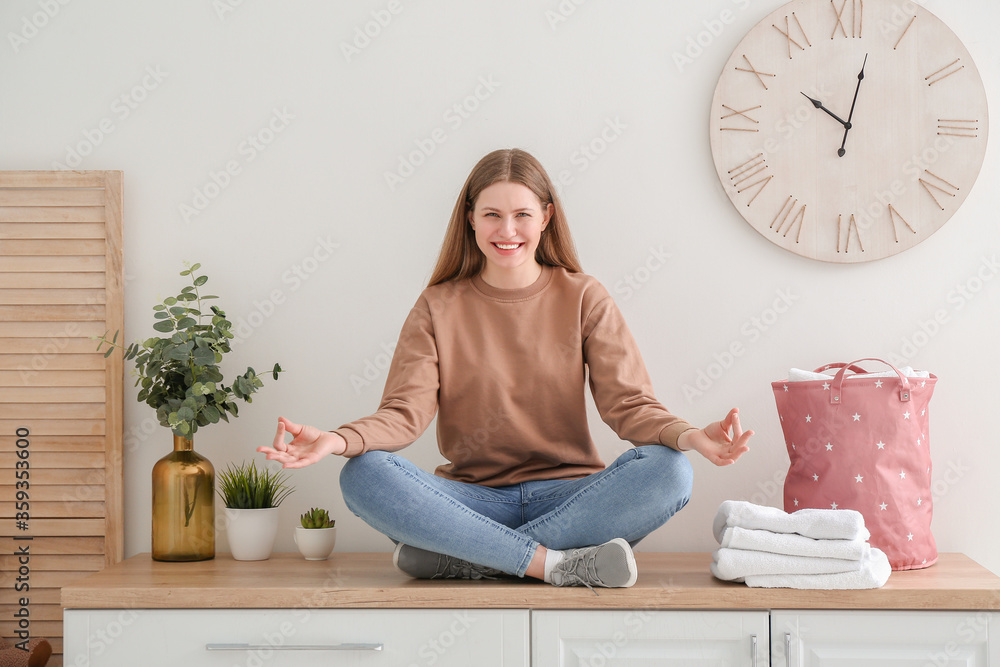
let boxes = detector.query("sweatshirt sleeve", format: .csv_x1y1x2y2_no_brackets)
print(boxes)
582,292,695,450
332,299,439,457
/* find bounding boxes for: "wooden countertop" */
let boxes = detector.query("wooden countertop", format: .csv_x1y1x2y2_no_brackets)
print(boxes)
60,552,1000,611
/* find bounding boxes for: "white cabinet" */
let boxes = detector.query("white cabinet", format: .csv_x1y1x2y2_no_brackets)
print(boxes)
534,610,1000,666
532,610,769,666
771,611,998,667
63,608,529,667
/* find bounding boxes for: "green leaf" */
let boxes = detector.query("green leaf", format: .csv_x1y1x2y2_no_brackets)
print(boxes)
190,263,201,272
169,306,188,317
177,406,194,421
192,346,215,366
153,320,175,333
176,317,197,329
104,347,114,358
203,405,220,423
272,363,281,380
164,297,178,306
112,330,119,344
153,311,170,320
166,342,194,360
194,275,208,286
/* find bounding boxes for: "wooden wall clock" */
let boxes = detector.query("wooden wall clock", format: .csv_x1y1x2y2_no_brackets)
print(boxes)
710,0,989,263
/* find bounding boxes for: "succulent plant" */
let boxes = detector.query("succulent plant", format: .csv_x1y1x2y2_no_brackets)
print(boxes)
300,507,335,529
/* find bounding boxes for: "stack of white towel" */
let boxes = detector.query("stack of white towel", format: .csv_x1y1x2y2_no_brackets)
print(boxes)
711,500,891,589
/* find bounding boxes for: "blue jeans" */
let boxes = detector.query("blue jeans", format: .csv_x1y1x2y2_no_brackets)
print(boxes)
339,444,693,577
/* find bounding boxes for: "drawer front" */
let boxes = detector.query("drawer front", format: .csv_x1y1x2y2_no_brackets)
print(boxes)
64,608,528,667
532,610,769,666
772,611,995,667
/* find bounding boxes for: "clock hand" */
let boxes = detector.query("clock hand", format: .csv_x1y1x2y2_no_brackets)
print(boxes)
838,54,868,157
801,93,851,129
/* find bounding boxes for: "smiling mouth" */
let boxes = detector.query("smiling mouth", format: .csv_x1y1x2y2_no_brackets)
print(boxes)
492,242,523,250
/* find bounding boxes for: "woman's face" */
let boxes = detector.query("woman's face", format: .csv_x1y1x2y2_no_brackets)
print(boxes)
469,181,552,286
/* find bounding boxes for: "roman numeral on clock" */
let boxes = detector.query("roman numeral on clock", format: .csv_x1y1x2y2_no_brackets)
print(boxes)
925,58,964,86
728,154,772,205
837,214,864,253
831,0,863,39
888,205,916,242
735,55,776,90
771,196,807,242
719,104,761,132
772,13,811,60
937,119,979,138
893,15,916,50
919,170,959,210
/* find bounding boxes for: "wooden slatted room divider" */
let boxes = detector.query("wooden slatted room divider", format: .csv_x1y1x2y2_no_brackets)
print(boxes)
0,171,124,664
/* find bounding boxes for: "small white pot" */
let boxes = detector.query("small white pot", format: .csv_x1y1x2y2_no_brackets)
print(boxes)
224,507,280,561
294,526,337,560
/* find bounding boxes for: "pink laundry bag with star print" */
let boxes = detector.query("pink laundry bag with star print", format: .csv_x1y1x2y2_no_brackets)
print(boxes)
772,358,937,570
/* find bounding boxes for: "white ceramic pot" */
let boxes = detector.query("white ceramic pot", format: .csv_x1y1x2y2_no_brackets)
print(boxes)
224,507,280,561
294,526,337,560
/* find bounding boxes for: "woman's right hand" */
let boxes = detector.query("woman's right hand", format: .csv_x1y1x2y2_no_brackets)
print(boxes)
256,416,348,469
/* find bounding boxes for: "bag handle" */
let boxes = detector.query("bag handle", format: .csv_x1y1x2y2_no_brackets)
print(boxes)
830,358,912,405
814,362,869,375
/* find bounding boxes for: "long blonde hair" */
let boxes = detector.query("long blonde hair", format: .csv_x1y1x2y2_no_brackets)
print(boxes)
428,148,583,287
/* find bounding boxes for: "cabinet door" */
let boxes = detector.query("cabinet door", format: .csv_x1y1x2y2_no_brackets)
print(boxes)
772,610,998,666
532,610,768,666
64,608,528,667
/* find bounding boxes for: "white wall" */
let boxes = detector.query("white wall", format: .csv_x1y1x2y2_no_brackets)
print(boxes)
2,0,997,575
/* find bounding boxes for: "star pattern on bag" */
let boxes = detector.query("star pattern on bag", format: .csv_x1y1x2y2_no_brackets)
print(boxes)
773,365,936,570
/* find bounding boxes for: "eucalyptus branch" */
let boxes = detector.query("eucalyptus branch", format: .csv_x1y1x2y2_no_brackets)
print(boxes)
92,262,282,438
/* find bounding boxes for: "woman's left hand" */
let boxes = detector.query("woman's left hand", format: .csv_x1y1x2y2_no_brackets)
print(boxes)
678,407,752,466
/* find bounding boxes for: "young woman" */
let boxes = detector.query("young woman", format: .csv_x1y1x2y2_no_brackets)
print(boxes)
258,148,752,588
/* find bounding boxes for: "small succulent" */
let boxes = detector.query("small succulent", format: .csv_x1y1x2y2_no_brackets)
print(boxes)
300,507,335,529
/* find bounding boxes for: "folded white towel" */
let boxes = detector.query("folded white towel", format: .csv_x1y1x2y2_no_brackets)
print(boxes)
720,526,870,561
788,366,929,382
741,548,891,589
713,501,870,542
711,548,862,580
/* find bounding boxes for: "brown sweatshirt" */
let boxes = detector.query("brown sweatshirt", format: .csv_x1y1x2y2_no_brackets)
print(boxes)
333,265,694,487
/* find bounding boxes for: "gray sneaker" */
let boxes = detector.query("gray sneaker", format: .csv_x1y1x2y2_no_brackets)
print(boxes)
393,543,506,580
549,538,638,589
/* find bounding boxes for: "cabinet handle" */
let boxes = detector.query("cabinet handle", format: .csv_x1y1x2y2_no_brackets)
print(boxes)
785,632,792,667
205,643,383,652
750,634,757,667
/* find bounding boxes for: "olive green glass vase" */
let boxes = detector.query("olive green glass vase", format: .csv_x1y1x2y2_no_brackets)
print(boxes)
151,435,215,561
